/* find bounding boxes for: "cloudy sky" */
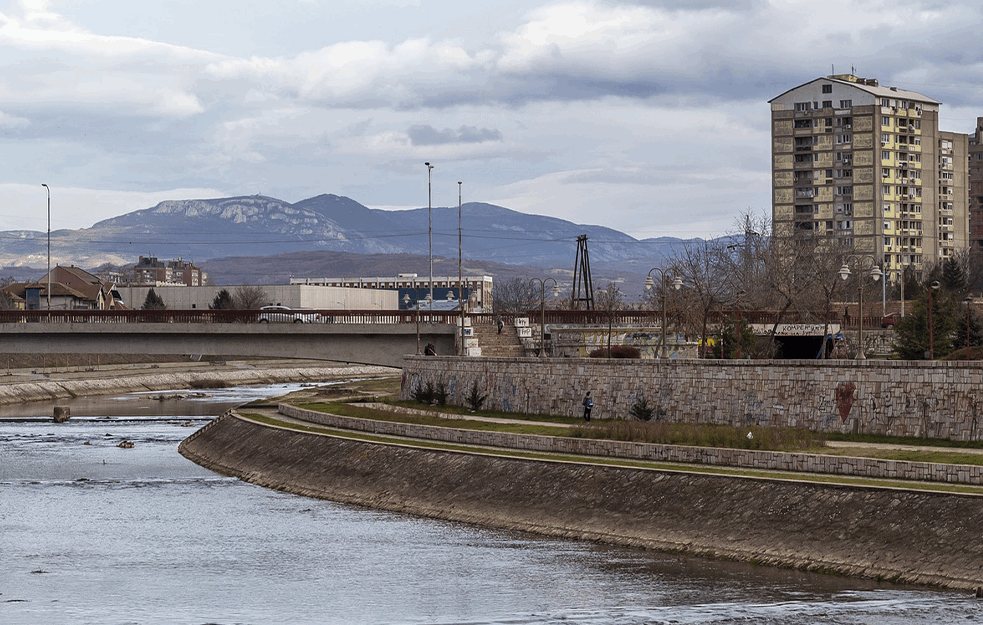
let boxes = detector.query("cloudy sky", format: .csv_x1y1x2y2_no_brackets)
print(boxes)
2,0,983,241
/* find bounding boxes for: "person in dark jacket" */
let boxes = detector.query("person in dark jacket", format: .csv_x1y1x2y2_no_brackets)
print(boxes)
582,391,594,422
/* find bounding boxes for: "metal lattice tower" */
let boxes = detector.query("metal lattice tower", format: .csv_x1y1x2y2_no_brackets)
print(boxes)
571,235,594,310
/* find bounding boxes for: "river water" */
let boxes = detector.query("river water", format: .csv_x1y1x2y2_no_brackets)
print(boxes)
2,382,981,624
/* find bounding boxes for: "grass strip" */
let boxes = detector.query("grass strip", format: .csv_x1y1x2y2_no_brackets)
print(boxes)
238,412,983,496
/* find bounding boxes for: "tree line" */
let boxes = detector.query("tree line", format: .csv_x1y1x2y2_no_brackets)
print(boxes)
491,210,983,360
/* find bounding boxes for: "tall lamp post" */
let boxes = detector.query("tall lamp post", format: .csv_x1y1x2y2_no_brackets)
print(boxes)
928,280,940,359
41,183,50,310
965,295,973,361
458,181,464,356
403,294,420,355
645,268,683,359
838,256,883,360
530,277,559,357
425,162,434,310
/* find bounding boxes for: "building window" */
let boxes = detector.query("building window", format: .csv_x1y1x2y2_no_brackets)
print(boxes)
882,117,892,127
822,84,832,94
794,119,812,128
822,100,833,109
836,186,853,196
839,99,852,108
880,98,891,107
795,102,811,111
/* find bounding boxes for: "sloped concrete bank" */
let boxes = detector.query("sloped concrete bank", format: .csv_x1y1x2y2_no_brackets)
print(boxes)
180,412,983,591
0,364,395,405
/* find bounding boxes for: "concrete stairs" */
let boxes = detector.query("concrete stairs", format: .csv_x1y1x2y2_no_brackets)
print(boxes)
471,322,528,357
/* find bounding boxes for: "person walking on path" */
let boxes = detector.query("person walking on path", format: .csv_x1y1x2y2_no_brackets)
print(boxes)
496,316,505,334
582,391,594,422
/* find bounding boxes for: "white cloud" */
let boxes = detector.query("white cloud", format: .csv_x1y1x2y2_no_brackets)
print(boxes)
2,0,983,251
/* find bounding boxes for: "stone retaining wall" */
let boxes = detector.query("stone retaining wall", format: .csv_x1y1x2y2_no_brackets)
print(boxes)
401,356,983,441
179,412,983,590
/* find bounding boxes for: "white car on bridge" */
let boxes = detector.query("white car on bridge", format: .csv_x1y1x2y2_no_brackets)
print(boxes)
257,305,323,323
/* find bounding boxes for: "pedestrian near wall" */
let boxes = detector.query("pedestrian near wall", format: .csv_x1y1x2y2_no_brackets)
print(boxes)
582,391,593,422
496,316,504,334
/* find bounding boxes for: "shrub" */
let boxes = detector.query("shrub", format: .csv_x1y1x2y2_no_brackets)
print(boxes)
411,381,435,404
629,395,654,421
466,381,487,412
434,381,449,406
588,345,641,359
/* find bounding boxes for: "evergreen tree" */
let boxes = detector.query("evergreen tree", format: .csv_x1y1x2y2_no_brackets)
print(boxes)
942,257,967,293
141,288,166,310
210,288,234,310
708,315,754,359
953,306,983,355
892,284,956,359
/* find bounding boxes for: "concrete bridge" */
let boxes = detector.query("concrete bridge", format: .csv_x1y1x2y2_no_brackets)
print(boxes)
0,310,459,368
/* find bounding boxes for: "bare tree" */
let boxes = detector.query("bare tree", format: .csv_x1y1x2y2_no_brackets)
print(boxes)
595,282,625,355
491,277,539,314
0,276,18,310
667,239,732,357
233,285,270,309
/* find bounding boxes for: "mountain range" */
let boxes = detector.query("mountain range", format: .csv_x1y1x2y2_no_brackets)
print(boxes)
0,194,696,285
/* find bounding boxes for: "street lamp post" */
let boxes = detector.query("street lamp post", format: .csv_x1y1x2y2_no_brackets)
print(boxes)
839,256,883,360
458,181,464,356
645,268,683,359
404,294,420,355
965,295,973,361
41,183,50,310
425,162,434,310
530,277,559,357
928,281,940,360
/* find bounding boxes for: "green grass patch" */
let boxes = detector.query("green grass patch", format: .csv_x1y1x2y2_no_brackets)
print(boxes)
826,432,983,449
295,401,572,437
819,446,983,466
235,412,983,496
570,420,825,452
384,399,586,425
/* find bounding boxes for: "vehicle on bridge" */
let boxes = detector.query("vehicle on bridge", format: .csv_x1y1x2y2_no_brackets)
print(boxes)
257,305,324,324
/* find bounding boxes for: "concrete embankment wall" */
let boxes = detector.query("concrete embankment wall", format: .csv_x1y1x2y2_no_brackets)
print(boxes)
279,404,983,486
180,413,983,590
0,365,393,405
402,356,983,441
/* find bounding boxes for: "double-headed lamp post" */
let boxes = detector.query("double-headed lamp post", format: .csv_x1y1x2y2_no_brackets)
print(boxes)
41,183,50,310
425,162,434,309
645,268,683,359
838,257,883,360
530,277,559,358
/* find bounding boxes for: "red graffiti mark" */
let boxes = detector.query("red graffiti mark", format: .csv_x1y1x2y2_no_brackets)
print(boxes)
836,382,856,423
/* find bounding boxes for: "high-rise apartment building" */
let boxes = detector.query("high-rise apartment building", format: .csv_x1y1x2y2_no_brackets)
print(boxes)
968,117,983,252
770,74,968,283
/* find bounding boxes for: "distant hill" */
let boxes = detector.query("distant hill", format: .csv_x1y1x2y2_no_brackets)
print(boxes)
0,193,700,287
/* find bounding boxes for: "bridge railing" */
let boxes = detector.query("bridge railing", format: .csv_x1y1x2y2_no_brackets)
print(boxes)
0,308,880,329
0,309,466,325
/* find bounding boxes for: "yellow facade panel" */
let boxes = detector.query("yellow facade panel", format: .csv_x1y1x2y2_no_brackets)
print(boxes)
774,120,793,135
855,220,874,236
774,154,794,169
854,168,874,183
774,136,793,152
816,187,834,202
854,116,873,132
853,134,873,149
853,185,873,201
774,171,793,187
774,206,794,222
775,188,794,204
816,153,834,167
854,201,874,218
854,151,874,166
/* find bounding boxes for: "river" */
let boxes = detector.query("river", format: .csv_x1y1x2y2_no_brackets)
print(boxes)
2,382,981,624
